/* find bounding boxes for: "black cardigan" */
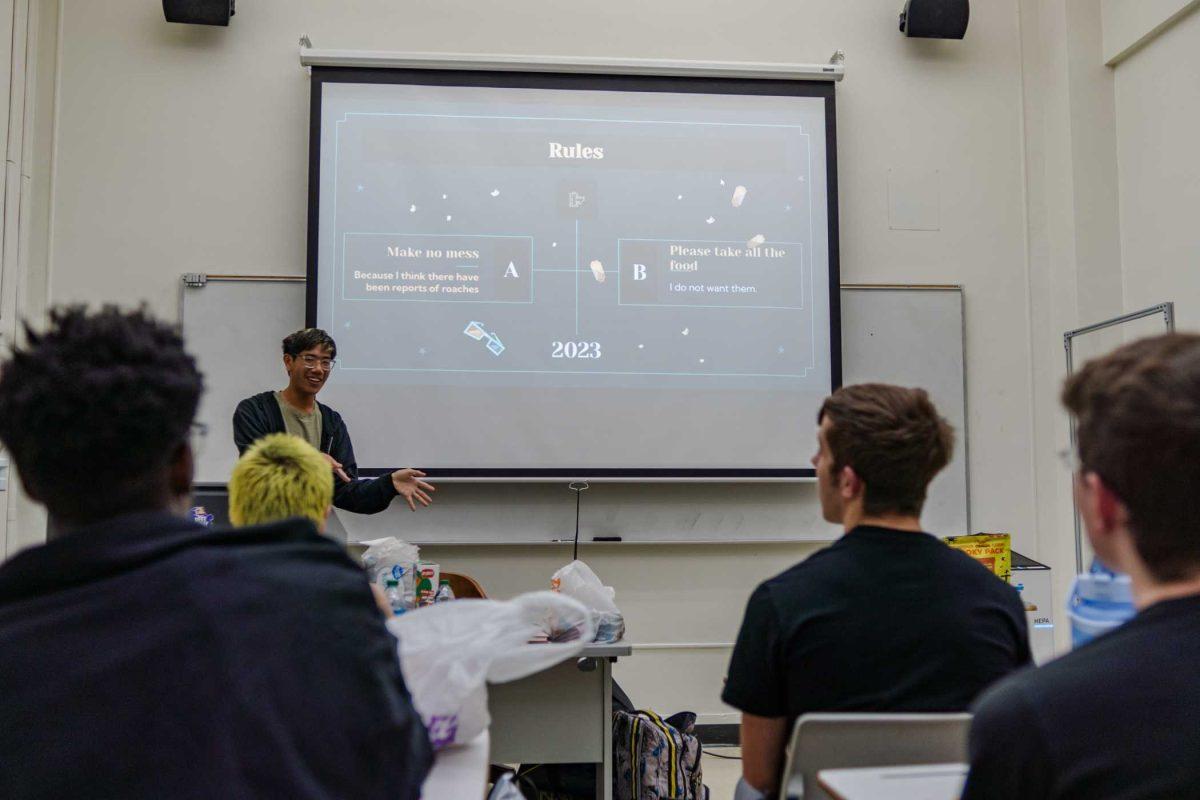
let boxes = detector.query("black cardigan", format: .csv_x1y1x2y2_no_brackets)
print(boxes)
232,391,398,514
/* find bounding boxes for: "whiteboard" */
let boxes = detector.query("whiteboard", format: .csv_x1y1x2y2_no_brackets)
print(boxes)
181,279,968,543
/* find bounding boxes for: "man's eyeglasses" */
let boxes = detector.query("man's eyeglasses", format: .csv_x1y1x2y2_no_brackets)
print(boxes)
1057,447,1082,473
298,354,336,371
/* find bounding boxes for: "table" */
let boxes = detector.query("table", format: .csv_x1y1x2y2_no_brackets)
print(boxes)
421,730,490,800
487,642,632,800
817,763,967,800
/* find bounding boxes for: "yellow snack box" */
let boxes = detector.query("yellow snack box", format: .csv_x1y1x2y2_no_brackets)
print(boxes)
944,533,1012,583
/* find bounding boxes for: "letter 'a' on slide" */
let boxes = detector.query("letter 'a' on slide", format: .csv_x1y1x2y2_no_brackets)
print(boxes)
589,260,606,283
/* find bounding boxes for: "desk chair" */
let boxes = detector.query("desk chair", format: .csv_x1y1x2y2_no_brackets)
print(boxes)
778,713,971,800
441,571,487,599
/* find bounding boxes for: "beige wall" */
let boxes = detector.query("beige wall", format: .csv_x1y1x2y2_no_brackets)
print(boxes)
1016,0,1081,639
28,0,1077,720
1101,0,1200,64
1018,0,1200,647
1017,0,1129,647
1112,6,1200,326
0,0,56,558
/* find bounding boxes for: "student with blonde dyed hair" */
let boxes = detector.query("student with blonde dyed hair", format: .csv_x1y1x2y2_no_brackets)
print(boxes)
229,432,392,615
229,432,333,530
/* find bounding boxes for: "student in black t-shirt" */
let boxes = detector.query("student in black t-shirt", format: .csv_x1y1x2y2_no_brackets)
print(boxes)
963,334,1200,800
723,384,1031,798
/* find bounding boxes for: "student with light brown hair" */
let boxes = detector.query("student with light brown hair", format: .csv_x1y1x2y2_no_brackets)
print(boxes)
964,333,1200,799
724,384,1031,799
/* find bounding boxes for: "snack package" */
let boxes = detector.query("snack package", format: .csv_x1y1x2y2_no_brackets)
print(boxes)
416,562,440,606
944,533,1012,583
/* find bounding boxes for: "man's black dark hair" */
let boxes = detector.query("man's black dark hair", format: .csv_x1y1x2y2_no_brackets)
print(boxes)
282,328,337,360
0,305,203,522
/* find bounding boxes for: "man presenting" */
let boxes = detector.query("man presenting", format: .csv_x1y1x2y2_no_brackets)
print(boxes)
234,328,434,514
723,384,1030,799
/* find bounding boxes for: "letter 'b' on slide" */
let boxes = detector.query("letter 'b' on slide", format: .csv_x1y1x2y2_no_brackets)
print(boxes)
633,264,647,281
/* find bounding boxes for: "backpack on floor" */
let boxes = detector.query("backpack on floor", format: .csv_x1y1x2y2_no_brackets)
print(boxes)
613,708,706,800
515,682,707,800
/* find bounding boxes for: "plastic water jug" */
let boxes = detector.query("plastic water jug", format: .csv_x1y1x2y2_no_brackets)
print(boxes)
1067,559,1134,647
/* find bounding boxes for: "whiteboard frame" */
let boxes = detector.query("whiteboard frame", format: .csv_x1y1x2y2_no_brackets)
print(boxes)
181,278,969,543
844,283,970,532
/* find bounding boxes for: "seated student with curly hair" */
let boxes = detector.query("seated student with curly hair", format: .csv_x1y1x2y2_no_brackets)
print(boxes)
0,306,432,800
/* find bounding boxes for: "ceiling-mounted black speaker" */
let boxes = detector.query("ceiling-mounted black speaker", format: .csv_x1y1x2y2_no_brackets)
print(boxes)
163,0,235,26
899,0,969,39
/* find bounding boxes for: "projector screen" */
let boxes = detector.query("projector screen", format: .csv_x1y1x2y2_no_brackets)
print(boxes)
308,67,841,479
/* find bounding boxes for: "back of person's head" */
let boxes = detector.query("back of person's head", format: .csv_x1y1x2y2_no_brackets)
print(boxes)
1063,332,1200,582
0,305,203,524
282,328,337,359
229,433,333,529
818,383,955,516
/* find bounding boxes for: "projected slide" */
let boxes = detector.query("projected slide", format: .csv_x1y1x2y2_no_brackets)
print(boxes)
311,74,838,475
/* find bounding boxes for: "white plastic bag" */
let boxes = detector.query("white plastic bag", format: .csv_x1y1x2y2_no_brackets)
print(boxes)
359,537,419,599
551,560,626,643
386,591,593,749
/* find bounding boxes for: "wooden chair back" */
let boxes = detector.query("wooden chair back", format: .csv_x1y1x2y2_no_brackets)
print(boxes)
441,571,487,599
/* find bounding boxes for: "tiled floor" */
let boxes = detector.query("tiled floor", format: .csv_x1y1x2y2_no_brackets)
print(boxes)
702,746,742,799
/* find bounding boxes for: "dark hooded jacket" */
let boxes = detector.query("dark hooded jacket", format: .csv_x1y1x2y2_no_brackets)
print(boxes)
233,391,397,514
0,511,432,799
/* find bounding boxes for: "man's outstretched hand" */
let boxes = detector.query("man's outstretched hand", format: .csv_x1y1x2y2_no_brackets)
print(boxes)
391,468,436,511
322,453,351,483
